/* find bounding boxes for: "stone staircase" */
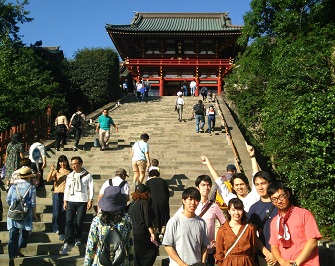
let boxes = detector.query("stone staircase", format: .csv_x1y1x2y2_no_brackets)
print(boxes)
0,95,238,265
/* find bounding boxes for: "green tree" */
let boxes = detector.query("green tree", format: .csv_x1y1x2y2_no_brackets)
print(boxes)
0,0,32,42
224,0,335,238
0,37,65,131
69,48,120,112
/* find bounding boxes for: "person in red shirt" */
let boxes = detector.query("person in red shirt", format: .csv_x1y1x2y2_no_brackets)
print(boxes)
268,182,322,266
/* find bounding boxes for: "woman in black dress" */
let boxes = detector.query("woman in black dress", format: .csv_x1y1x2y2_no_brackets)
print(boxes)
128,184,158,266
145,169,170,242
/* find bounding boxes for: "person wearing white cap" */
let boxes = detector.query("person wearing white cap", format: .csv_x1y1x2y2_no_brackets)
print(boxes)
84,186,134,265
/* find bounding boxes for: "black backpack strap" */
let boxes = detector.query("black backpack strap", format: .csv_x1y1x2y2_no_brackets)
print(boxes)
109,179,126,188
119,180,126,188
260,204,276,229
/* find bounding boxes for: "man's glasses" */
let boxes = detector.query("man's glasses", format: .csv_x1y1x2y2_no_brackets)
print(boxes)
270,193,287,203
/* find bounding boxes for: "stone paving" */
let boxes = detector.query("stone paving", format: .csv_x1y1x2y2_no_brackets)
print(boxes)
0,94,251,265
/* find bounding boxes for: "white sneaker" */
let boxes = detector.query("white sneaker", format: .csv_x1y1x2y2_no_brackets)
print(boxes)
59,234,65,241
74,238,82,246
60,243,73,255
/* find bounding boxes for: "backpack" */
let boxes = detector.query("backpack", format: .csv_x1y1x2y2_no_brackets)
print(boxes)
99,225,126,266
194,104,204,115
71,113,82,128
109,179,127,188
215,179,233,210
7,185,32,221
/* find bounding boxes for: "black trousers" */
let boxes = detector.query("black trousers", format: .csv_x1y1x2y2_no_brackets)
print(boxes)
133,233,157,266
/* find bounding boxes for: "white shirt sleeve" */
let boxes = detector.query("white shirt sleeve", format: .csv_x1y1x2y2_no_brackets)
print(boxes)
215,178,237,203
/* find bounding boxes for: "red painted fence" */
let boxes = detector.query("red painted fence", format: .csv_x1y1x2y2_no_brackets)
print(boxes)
0,114,51,165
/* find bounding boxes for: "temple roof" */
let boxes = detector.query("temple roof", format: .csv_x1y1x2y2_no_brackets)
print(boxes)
106,12,243,32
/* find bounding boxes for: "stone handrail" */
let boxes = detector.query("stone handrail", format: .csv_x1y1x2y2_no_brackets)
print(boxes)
214,94,244,174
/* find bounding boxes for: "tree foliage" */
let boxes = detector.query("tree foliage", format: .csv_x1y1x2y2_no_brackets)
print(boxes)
225,0,335,238
0,37,65,131
0,0,32,42
69,48,120,112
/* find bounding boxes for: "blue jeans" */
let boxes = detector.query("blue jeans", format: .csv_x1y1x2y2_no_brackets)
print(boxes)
52,193,65,234
208,115,215,133
190,86,196,96
195,114,205,132
183,85,188,96
64,201,87,244
74,128,82,147
8,227,29,258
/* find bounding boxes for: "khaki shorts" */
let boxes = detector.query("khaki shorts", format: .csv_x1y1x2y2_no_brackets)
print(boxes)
132,160,147,173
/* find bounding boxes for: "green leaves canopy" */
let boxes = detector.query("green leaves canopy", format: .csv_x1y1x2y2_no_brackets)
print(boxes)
225,0,335,238
69,48,120,111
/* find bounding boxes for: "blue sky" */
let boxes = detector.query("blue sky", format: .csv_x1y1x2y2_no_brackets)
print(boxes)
18,0,252,59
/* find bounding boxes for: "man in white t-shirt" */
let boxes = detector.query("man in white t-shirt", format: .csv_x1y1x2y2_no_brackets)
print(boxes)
97,168,130,210
163,187,209,266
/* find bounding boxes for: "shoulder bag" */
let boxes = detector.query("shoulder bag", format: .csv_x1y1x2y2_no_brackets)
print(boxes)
225,224,249,258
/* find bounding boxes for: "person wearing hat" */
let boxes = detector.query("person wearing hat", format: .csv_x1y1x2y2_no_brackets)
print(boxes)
97,168,130,212
6,167,37,266
128,184,158,266
208,163,236,210
84,186,135,265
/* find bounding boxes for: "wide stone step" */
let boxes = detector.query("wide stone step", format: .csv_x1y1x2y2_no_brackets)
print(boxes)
0,96,237,265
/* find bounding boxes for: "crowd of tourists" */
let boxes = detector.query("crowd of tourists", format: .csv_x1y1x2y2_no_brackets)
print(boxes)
1,105,323,266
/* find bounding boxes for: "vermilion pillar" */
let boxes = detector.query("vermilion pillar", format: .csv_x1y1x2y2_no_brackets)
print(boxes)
217,78,222,94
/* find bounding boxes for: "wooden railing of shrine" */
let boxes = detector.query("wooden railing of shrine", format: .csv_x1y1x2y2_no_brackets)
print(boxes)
125,58,233,66
0,114,51,166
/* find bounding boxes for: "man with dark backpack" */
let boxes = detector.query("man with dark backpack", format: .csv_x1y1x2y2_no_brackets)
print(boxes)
192,100,206,133
97,168,130,212
69,106,86,151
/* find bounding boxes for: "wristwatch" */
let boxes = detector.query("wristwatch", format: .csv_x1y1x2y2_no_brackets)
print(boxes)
291,263,297,266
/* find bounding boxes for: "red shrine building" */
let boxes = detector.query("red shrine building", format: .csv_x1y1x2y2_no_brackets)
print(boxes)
106,12,243,96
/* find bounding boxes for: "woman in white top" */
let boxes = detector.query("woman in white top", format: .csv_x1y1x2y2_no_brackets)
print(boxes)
54,110,69,151
201,146,260,212
175,93,185,122
206,105,216,135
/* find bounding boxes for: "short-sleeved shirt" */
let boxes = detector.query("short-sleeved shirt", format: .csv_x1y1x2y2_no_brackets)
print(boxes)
269,207,322,266
29,142,46,163
176,97,184,105
162,213,209,266
98,115,114,130
176,200,226,254
99,176,130,196
132,141,149,162
248,200,277,249
70,112,85,129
